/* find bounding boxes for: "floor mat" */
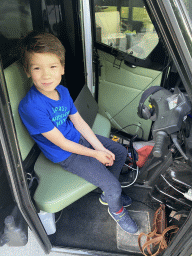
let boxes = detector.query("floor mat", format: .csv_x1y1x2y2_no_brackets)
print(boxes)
117,210,151,254
50,193,118,253
50,189,155,254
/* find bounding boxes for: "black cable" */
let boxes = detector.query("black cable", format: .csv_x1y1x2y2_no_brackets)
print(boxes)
116,124,144,139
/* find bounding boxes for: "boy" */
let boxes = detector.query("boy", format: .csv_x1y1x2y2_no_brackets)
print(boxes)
19,31,138,234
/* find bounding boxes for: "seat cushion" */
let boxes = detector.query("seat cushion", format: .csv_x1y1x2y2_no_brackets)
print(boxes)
34,153,96,213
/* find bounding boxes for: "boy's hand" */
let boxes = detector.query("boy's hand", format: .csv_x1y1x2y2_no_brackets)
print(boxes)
102,148,115,161
95,150,115,166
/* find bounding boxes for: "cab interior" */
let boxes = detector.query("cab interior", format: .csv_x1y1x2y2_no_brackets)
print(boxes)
0,0,192,255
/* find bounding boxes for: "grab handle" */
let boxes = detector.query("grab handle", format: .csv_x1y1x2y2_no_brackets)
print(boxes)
153,131,167,158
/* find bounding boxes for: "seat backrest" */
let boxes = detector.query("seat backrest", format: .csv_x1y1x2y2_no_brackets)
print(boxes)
74,85,98,128
4,61,34,160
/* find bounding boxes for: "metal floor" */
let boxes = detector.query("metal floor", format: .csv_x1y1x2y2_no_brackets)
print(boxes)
0,228,79,256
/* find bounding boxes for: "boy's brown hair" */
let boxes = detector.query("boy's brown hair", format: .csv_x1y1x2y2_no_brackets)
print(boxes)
21,31,65,73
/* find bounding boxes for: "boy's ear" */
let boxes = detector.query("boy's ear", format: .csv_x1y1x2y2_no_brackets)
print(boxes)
62,65,65,75
24,68,31,78
26,72,31,78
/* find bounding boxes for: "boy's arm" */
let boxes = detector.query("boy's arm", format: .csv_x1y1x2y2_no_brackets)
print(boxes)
42,127,114,166
69,112,115,160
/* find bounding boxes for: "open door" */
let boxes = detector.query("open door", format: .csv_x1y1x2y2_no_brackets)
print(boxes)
0,0,31,248
0,56,52,252
0,120,27,248
0,60,28,248
0,0,52,252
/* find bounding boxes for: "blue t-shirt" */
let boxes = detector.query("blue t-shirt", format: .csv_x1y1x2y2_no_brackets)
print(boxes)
19,85,81,163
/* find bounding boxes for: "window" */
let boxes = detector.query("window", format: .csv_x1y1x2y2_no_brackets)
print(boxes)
41,0,63,37
94,0,159,59
0,0,33,66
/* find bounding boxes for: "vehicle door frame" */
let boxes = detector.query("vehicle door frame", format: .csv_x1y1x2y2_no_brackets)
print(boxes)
0,59,52,254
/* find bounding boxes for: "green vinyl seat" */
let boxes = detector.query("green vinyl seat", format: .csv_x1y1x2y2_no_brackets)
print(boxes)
4,61,111,213
33,153,97,213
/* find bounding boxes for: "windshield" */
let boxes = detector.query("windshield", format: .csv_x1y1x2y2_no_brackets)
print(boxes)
171,0,192,58
182,0,192,20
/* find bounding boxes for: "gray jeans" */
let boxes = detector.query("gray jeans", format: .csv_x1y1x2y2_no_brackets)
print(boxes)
59,135,127,212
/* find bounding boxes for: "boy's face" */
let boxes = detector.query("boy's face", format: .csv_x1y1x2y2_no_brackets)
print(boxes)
26,52,65,96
